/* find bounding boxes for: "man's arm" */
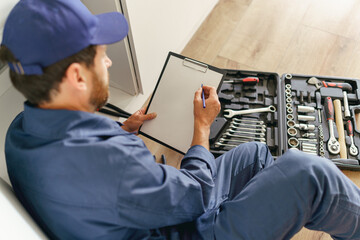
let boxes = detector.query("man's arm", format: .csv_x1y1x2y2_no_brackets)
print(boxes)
114,86,220,229
191,86,221,150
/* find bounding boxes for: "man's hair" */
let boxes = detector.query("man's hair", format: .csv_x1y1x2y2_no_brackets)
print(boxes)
0,45,97,105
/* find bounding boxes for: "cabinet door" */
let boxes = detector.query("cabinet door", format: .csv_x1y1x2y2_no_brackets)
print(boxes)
81,0,141,95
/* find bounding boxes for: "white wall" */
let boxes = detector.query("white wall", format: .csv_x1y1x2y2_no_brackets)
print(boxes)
0,69,25,185
0,0,18,41
0,0,219,183
0,0,23,184
109,0,219,112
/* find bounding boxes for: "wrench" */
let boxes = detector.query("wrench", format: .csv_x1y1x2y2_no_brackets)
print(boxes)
229,125,266,133
230,123,266,130
219,138,266,144
223,105,276,118
218,138,249,144
324,97,340,155
224,132,266,142
214,142,238,148
346,120,358,156
227,129,265,137
231,118,264,125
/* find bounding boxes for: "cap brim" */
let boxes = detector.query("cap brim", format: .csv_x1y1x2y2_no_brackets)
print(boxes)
90,12,129,45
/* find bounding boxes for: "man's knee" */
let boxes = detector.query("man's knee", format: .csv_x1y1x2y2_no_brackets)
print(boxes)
232,141,267,153
230,142,272,167
277,149,340,180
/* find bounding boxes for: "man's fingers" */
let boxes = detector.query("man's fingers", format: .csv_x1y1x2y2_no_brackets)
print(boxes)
139,106,147,114
207,86,217,96
202,85,216,98
143,112,157,120
194,87,202,101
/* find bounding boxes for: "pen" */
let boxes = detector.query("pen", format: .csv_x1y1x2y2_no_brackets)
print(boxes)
161,154,167,165
201,84,206,108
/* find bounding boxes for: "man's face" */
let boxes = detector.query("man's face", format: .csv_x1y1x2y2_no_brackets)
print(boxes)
89,45,112,110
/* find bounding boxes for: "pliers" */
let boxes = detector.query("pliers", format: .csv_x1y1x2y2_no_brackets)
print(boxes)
98,103,132,119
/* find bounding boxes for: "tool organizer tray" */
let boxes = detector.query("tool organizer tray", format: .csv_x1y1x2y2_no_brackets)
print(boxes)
209,69,360,171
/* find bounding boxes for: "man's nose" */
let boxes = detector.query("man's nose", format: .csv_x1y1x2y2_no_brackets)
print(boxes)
106,56,112,68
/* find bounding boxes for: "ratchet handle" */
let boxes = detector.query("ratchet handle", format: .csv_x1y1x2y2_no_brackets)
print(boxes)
346,120,354,137
322,81,352,91
324,96,334,121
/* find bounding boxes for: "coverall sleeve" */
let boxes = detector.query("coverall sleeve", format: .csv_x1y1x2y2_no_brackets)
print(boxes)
116,144,217,229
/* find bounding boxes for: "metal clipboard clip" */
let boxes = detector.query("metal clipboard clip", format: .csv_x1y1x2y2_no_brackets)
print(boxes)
183,58,208,73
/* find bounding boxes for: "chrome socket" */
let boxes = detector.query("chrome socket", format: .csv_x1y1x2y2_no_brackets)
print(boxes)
298,138,318,142
287,120,296,128
302,145,317,151
286,114,294,120
302,133,316,138
343,91,351,118
287,127,297,137
298,115,316,122
302,143,317,148
294,123,316,131
288,137,299,148
285,73,292,80
297,106,315,113
302,150,318,155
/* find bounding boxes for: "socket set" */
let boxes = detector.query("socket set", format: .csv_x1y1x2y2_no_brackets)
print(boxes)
283,74,360,170
209,70,360,170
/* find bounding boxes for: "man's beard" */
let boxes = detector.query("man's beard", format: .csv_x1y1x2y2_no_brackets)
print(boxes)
89,70,109,110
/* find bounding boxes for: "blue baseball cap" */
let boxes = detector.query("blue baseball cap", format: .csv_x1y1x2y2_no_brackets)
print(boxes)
1,0,129,75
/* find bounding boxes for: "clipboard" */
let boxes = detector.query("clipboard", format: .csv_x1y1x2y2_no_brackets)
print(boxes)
139,52,225,155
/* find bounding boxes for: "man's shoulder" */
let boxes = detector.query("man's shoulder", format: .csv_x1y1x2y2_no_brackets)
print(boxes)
7,111,24,130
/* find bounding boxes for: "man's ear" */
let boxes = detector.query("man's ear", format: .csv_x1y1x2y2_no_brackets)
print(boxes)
63,63,89,91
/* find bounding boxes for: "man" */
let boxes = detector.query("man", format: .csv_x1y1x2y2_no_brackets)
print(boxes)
1,0,359,239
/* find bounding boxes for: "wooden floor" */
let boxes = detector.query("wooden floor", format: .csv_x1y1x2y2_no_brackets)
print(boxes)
141,0,360,239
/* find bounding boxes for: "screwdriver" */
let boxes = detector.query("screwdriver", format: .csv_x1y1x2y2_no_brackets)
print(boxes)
346,120,354,138
223,77,259,85
324,96,334,121
315,92,322,123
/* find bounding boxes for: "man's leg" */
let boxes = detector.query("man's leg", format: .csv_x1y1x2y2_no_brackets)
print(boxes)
193,142,274,239
214,149,360,240
210,142,274,207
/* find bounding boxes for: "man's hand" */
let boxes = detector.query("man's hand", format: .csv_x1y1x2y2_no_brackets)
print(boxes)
191,86,221,149
122,107,157,133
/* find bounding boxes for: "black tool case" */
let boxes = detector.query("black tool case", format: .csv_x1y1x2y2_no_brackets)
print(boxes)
209,68,360,171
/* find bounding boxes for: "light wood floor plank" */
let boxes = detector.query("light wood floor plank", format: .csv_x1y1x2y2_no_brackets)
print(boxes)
143,0,360,239
276,25,338,75
302,0,360,40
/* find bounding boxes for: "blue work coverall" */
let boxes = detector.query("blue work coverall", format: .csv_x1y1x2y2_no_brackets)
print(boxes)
5,102,360,239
